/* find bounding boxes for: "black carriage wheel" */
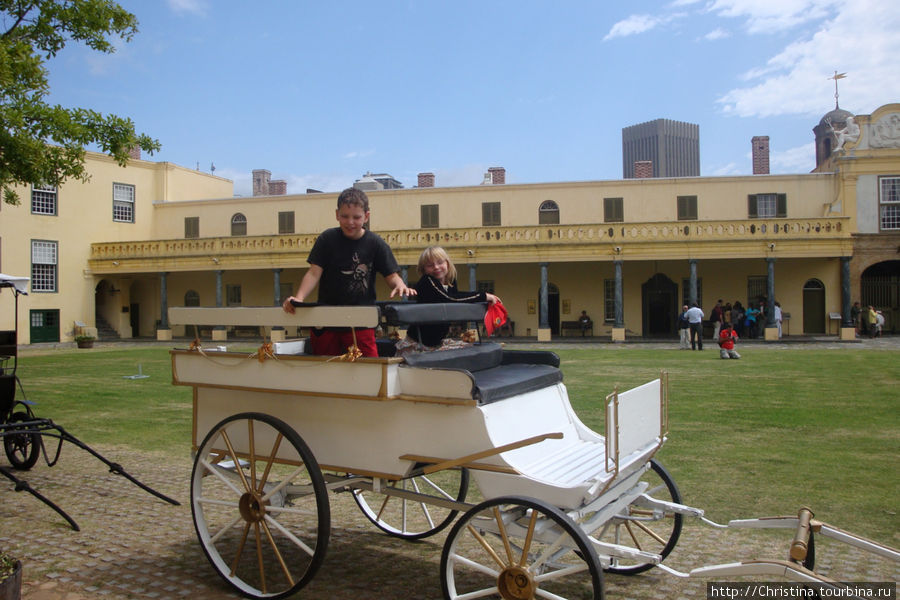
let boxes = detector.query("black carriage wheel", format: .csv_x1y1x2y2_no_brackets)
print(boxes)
191,412,330,600
441,495,604,600
600,458,684,575
352,466,469,540
4,411,41,470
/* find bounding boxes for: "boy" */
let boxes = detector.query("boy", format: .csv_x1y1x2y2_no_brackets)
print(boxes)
282,187,414,356
718,323,741,359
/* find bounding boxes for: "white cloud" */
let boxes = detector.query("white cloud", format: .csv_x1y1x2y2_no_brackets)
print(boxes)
708,162,743,176
433,164,496,187
705,0,841,33
167,0,208,16
771,143,815,173
603,14,667,41
718,0,900,118
342,149,376,160
704,28,730,41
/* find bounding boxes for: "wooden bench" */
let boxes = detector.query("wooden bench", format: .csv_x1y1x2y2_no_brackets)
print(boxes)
561,320,592,336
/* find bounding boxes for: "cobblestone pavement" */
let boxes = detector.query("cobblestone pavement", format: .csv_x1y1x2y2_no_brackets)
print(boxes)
4,337,898,599
2,445,897,600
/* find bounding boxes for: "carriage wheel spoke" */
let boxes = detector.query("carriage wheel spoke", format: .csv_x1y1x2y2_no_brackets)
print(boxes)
220,430,252,494
518,509,539,567
467,524,507,570
254,522,266,594
493,507,516,565
256,432,283,495
624,521,642,550
261,518,295,587
230,522,252,577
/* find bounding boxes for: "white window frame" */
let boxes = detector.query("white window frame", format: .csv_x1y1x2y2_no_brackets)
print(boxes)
31,184,58,215
31,240,58,292
231,213,247,236
756,193,776,218
880,176,900,231
113,183,135,223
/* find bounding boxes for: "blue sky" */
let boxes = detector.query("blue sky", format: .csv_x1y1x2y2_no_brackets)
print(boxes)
46,0,900,197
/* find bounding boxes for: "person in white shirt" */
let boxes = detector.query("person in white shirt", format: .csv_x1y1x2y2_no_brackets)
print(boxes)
774,301,783,338
686,302,705,350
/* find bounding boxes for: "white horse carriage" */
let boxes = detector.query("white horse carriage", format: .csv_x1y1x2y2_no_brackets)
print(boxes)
169,302,898,600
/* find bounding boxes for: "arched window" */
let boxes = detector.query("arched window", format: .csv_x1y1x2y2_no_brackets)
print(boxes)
231,213,247,236
184,290,200,307
539,200,559,225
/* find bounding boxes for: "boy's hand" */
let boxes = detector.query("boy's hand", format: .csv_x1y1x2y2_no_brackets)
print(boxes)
390,283,416,298
486,293,501,305
282,296,300,313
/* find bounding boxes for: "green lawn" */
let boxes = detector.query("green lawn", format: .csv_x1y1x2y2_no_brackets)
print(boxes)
9,343,899,545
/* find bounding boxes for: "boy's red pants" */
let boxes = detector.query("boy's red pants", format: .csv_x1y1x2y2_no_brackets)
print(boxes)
309,328,377,357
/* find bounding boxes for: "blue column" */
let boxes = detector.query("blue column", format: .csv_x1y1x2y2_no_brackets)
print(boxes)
539,263,549,330
159,272,169,329
214,270,224,331
469,264,477,292
689,259,698,306
766,258,776,327
400,265,409,302
273,268,282,305
272,268,284,331
614,260,624,328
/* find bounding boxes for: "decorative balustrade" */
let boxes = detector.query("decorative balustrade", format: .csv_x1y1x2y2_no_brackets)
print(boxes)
89,216,850,267
382,217,848,248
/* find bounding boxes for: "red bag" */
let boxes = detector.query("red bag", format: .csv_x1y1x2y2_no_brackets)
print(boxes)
484,301,508,336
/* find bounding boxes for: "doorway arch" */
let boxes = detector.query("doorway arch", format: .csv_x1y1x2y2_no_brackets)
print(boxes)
802,279,826,334
861,260,899,334
642,274,677,337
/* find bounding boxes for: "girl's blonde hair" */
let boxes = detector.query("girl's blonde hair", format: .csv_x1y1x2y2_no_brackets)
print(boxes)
416,246,457,284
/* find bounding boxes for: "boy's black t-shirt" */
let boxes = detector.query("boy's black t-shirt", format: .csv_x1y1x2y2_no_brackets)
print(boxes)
307,228,399,305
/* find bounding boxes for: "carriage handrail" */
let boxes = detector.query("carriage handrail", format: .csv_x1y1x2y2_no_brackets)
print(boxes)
410,431,564,476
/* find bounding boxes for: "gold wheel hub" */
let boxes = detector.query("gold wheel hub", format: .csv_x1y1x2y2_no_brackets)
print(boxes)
497,565,536,600
238,492,267,523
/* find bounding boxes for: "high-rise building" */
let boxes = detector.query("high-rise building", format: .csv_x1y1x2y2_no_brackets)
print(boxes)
622,119,700,178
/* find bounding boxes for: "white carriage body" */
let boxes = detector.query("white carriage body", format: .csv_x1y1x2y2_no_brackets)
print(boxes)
172,339,666,510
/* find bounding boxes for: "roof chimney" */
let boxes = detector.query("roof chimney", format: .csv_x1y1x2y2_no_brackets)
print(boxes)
488,167,506,185
417,172,435,188
752,136,770,175
633,161,653,179
252,169,271,196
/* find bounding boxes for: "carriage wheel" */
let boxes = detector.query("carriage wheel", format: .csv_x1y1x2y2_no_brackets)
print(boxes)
191,412,330,600
352,466,469,540
3,411,41,470
441,495,604,600
597,458,683,575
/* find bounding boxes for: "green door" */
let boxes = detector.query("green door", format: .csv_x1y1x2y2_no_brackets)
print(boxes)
30,309,60,343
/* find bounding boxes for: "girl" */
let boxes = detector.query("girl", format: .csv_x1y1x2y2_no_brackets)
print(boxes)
401,246,501,351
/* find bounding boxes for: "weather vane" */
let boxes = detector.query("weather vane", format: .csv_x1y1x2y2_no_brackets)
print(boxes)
828,70,847,109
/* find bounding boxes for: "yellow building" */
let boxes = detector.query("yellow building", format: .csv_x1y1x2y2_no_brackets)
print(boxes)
0,152,232,343
3,104,899,344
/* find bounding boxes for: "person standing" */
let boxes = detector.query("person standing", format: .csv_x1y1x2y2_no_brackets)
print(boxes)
710,299,724,341
850,301,861,336
282,187,415,356
686,302,705,351
866,305,878,339
774,301,783,339
677,305,690,349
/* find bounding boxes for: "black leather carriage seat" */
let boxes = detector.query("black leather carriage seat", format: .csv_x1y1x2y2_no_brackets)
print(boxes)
401,342,562,405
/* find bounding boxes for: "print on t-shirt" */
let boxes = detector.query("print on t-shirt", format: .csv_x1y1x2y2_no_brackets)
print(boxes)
341,252,371,297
